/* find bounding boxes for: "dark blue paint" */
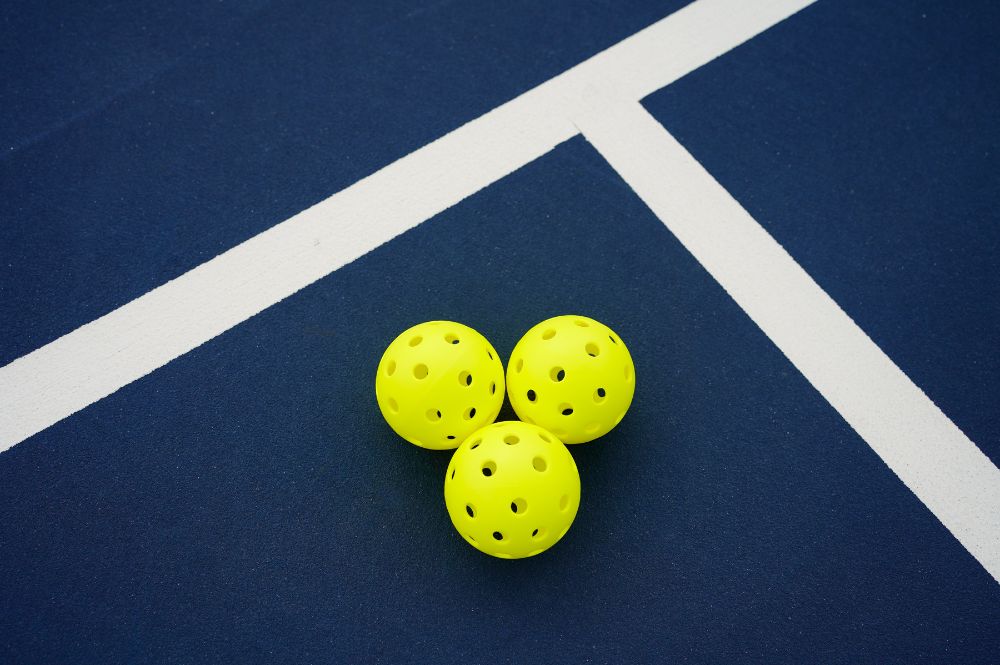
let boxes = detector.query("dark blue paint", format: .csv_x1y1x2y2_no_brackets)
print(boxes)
3,0,999,661
0,0,687,365
0,0,271,151
2,138,998,663
644,0,1000,464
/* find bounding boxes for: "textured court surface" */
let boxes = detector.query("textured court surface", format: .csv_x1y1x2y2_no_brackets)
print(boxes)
2,1,999,662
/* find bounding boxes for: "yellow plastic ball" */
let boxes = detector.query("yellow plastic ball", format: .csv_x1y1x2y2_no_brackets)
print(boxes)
444,421,580,559
375,321,505,450
506,315,635,444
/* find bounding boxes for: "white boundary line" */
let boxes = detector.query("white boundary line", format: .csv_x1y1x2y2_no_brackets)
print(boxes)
0,0,815,449
573,98,1000,584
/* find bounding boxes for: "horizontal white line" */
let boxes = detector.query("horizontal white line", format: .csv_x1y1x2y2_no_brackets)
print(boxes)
0,0,816,450
574,98,1000,584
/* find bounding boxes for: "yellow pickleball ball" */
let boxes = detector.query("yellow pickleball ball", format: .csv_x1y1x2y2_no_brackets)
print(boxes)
506,315,635,444
444,421,580,559
375,321,505,450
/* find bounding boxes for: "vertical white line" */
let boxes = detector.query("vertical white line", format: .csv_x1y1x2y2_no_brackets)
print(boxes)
574,98,1000,584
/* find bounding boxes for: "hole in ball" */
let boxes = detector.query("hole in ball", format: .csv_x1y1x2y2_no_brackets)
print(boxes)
594,388,606,403
559,495,569,511
526,389,536,402
503,435,519,446
511,498,527,514
482,461,496,477
464,407,477,420
542,329,556,340
386,360,396,376
469,439,481,450
409,336,423,347
426,409,442,422
466,504,475,518
413,364,429,379
586,343,600,357
493,531,503,541
532,457,547,472
459,371,472,386
550,367,565,382
560,405,574,416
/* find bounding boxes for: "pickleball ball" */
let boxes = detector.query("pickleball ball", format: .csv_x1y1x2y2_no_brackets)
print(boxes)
444,421,580,559
506,315,635,444
376,321,505,450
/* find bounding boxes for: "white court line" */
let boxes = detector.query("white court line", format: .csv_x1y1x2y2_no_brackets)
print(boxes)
573,98,1000,584
0,0,816,449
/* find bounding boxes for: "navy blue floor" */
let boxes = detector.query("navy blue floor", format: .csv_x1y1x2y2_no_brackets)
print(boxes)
2,1,998,662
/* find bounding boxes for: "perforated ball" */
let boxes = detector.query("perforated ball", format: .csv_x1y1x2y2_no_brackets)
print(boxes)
444,421,580,559
375,321,505,450
506,315,635,444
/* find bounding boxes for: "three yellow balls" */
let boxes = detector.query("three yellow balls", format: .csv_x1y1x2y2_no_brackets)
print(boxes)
375,316,634,558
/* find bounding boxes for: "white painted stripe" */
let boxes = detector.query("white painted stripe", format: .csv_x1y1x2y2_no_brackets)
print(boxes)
574,98,1000,584
0,0,817,450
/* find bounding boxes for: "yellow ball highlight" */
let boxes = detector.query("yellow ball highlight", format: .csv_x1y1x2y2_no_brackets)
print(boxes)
444,421,580,559
375,321,505,450
507,315,635,444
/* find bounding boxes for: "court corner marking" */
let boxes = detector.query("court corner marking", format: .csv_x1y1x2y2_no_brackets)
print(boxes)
0,0,817,452
573,97,1000,585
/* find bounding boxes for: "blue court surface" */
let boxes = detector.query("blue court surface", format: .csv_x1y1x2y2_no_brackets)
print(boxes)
2,1,999,662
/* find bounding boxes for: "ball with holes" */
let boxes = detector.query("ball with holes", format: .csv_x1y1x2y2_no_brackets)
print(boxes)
506,315,635,444
376,321,506,449
444,421,580,558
